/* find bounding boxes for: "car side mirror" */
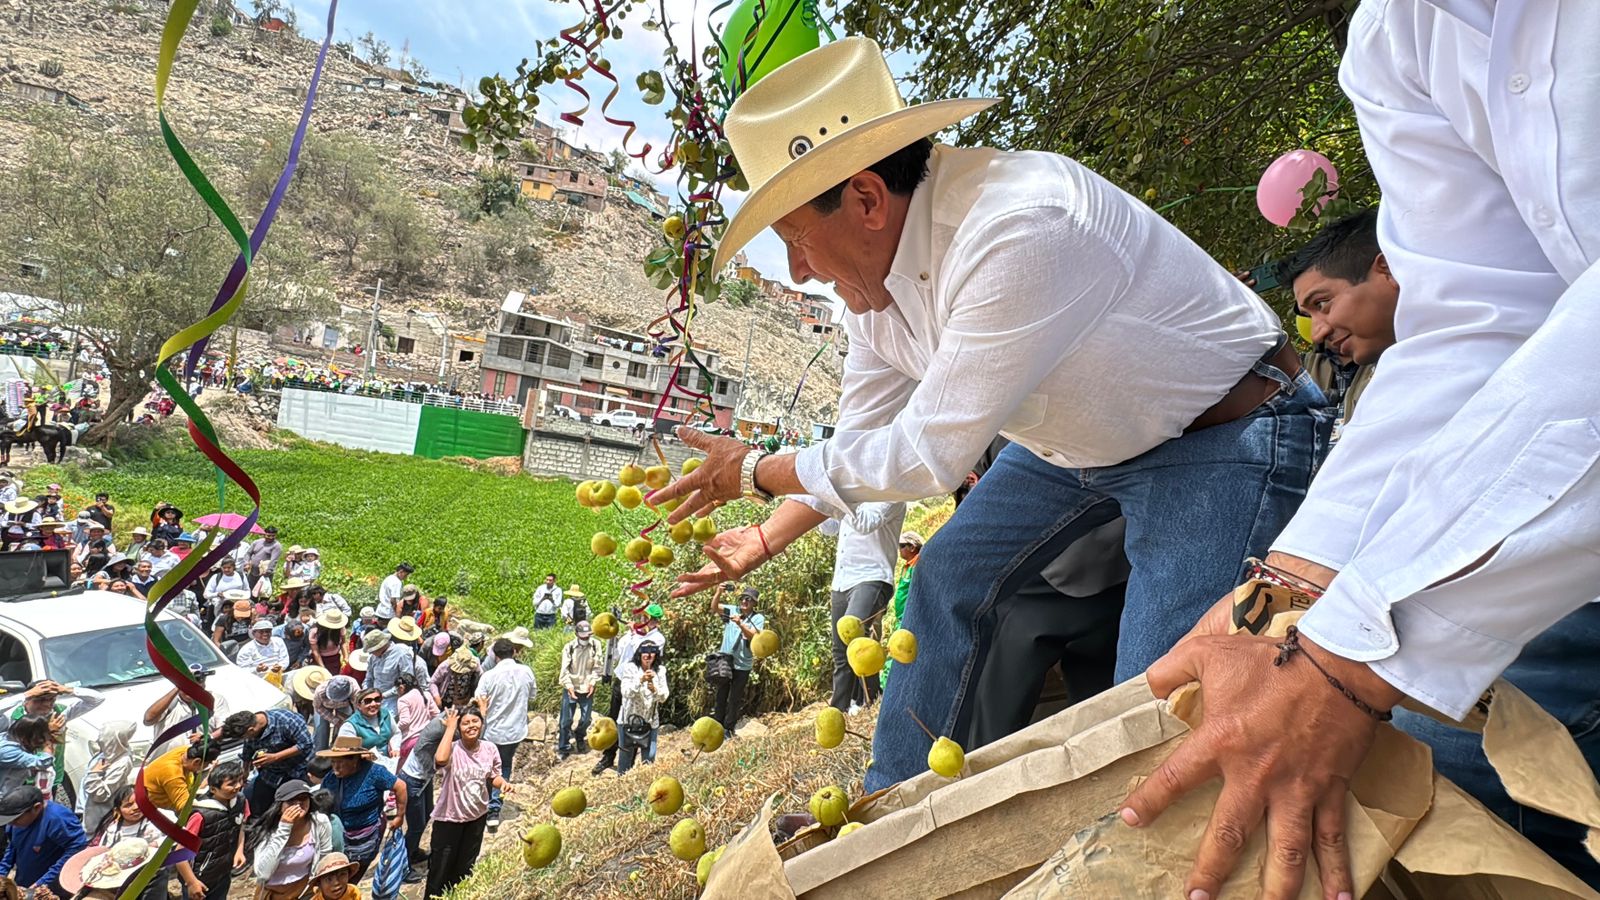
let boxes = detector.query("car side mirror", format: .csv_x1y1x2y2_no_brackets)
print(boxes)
0,680,27,695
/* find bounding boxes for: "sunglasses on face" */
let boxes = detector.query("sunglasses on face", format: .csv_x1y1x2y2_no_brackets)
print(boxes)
359,697,381,705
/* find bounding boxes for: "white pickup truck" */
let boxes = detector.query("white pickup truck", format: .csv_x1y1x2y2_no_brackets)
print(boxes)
0,584,289,806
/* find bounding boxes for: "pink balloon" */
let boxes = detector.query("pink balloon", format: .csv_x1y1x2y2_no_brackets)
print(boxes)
1256,150,1340,226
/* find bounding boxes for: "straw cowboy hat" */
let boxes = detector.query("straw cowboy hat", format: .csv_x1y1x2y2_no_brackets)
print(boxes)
566,584,585,598
711,36,996,271
290,665,332,701
316,608,349,630
3,498,38,515
316,733,374,760
347,648,370,672
387,617,423,642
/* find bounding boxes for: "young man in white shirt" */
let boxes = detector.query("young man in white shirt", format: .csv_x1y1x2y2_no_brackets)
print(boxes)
655,39,1328,796
1116,5,1600,899
530,574,562,630
375,561,412,629
475,635,536,831
824,502,904,713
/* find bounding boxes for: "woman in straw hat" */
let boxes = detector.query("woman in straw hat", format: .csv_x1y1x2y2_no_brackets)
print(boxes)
651,37,1326,798
309,607,350,675
316,735,406,879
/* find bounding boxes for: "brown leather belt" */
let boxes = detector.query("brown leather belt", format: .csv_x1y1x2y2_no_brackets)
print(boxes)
1185,340,1303,433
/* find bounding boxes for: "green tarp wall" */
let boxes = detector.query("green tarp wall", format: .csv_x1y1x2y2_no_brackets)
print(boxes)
414,405,527,460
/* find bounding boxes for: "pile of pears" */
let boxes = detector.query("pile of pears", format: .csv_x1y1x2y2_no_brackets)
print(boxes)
579,459,719,568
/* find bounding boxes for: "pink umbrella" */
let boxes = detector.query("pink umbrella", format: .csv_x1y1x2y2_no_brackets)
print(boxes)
192,512,265,534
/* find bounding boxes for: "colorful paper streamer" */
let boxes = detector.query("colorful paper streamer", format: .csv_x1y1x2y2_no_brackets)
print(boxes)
122,1,338,896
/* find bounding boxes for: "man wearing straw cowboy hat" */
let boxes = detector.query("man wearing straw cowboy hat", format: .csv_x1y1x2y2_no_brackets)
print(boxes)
656,36,1326,796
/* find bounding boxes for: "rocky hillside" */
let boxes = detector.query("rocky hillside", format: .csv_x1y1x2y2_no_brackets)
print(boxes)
0,0,843,426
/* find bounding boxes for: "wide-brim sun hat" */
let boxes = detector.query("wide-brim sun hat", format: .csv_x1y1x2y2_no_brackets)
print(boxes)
291,665,332,700
387,617,423,642
316,608,349,630
313,852,362,882
362,630,392,653
317,733,375,759
3,498,38,515
223,588,251,601
348,648,370,671
710,36,996,272
566,584,585,597
501,625,534,648
447,647,480,674
282,577,309,590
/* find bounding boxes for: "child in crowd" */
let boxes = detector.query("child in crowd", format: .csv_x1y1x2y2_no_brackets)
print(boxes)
90,786,161,847
177,761,249,900
309,852,362,900
312,789,346,853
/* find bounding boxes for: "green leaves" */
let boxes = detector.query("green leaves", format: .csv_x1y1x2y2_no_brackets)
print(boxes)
637,70,666,105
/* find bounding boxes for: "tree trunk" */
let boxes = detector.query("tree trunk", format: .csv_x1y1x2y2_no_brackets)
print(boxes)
83,364,153,445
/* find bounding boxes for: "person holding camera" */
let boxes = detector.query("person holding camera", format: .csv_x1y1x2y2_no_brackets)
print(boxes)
706,587,765,739
556,621,603,760
615,642,668,775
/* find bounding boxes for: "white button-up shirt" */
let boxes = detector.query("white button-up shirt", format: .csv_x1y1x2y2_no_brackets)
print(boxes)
376,573,404,618
532,583,563,617
1278,0,1600,718
829,502,905,592
793,145,1281,517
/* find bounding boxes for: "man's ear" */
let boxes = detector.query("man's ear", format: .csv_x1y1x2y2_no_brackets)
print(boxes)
848,172,893,230
1372,252,1397,286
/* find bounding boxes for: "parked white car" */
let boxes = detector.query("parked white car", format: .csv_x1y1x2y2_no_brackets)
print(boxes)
594,408,644,428
551,404,582,420
0,589,289,805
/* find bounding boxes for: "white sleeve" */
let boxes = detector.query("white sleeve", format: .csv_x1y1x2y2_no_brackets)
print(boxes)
1287,5,1600,717
794,207,1126,518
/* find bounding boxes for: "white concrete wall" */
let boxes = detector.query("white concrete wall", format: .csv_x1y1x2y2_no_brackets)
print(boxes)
276,388,420,455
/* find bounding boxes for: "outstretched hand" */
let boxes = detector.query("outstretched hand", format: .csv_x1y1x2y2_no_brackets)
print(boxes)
1119,619,1402,900
671,525,770,597
647,427,750,524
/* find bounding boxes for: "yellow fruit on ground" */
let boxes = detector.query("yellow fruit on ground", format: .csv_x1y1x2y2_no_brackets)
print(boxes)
624,538,653,563
644,465,672,490
591,481,617,506
646,775,684,816
695,847,722,888
618,463,646,486
808,786,849,827
590,532,618,557
835,615,863,644
669,519,694,544
591,612,620,640
847,637,885,677
928,736,965,778
680,457,702,476
649,544,675,567
586,717,618,752
669,818,706,861
750,629,779,659
617,485,644,509
887,629,918,664
692,518,717,542
815,707,845,749
521,823,561,868
551,786,586,817
689,716,724,752
837,822,863,837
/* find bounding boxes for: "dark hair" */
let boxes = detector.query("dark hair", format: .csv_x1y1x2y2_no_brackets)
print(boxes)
1278,208,1381,288
219,711,258,742
395,672,417,693
358,687,383,703
310,789,336,816
457,705,486,728
7,714,51,751
546,572,557,579
492,638,517,659
307,756,332,781
186,741,223,763
207,759,246,789
92,785,139,838
809,138,935,214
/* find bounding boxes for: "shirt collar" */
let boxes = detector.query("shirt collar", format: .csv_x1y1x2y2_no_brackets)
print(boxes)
1424,0,1493,35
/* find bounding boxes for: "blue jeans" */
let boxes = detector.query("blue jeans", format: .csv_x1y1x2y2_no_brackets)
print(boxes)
866,364,1329,791
534,612,558,629
616,727,658,774
488,741,517,816
1394,602,1600,889
558,691,594,754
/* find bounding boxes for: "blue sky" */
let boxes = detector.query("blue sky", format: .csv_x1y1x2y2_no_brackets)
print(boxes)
287,0,841,307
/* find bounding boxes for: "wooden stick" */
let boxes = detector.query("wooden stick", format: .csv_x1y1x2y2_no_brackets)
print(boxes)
844,729,870,742
651,436,669,468
905,707,937,742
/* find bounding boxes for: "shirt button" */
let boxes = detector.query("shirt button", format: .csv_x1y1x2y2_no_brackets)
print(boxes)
1533,207,1555,227
918,272,929,281
1041,450,1053,458
1508,72,1530,93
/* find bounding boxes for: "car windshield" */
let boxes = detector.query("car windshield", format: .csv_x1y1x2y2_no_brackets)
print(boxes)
40,618,226,689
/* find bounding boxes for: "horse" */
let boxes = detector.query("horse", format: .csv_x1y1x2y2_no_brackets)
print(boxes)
0,410,75,464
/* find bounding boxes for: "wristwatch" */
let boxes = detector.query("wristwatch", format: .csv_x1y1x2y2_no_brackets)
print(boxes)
740,450,775,503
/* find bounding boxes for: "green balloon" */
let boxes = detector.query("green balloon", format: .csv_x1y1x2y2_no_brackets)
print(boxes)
719,0,821,95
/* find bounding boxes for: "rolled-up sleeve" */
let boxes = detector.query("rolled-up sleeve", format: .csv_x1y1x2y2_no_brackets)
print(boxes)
796,206,1125,517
